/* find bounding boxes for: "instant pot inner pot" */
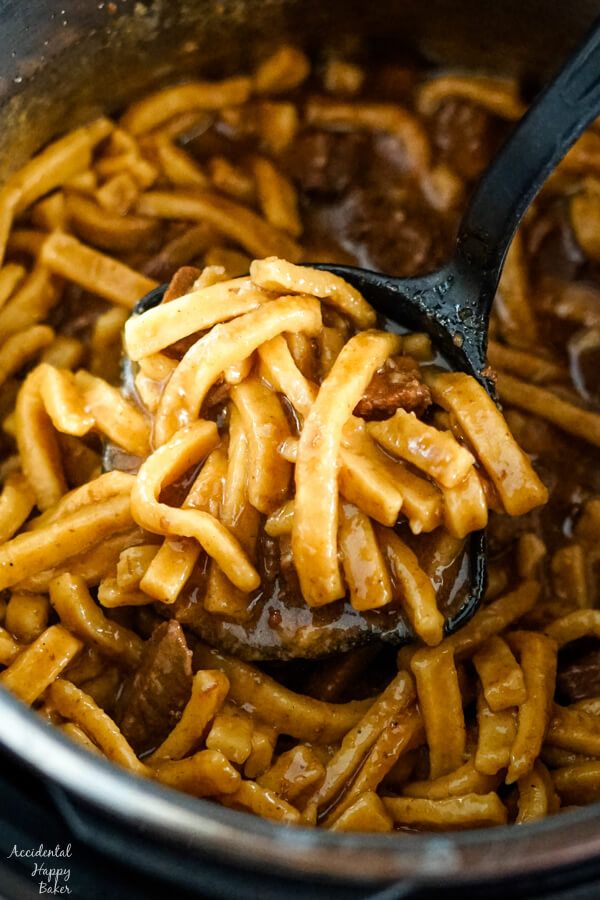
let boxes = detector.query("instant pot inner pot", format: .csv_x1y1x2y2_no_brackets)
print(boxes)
1,0,599,176
3,0,600,896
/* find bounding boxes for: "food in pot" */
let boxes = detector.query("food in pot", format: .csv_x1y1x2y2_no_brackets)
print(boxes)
0,46,599,831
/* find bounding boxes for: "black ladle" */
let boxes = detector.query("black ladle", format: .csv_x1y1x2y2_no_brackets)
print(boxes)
122,18,600,659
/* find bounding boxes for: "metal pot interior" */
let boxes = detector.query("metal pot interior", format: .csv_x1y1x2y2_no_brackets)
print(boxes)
1,0,599,176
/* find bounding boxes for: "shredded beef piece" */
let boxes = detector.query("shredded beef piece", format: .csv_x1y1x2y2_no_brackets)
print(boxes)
354,355,431,420
369,65,418,102
258,532,280,583
339,187,447,277
202,381,230,410
162,266,202,303
278,534,303,600
164,332,204,360
285,130,366,195
487,509,543,555
528,204,585,284
118,620,193,754
159,266,205,359
432,98,500,181
557,644,600,703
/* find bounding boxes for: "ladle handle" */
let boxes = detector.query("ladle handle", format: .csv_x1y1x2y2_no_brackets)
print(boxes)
456,15,600,325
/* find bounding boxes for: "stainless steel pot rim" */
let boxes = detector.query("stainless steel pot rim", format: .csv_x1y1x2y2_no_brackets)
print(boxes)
1,686,599,886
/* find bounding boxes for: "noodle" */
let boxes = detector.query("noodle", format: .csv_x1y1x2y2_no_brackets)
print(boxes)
0,50,594,838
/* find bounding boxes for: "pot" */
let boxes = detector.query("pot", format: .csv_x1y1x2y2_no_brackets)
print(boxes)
2,2,600,896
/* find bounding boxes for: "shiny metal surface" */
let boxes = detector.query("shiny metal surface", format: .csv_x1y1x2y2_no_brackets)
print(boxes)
2,686,600,890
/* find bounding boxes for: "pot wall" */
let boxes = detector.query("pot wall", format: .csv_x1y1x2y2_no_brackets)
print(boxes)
1,0,599,177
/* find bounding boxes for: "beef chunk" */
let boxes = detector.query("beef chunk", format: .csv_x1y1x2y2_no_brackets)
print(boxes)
159,266,205,359
118,620,193,754
528,203,584,285
432,99,500,181
162,266,202,303
339,187,448,277
258,531,280,583
354,355,432,419
369,65,418,103
487,509,543,555
557,643,600,703
278,534,303,603
285,131,366,195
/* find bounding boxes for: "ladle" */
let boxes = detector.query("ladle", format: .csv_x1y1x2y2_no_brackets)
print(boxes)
121,18,600,659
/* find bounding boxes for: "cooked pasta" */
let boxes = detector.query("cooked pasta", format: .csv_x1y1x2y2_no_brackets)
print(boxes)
0,47,599,837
